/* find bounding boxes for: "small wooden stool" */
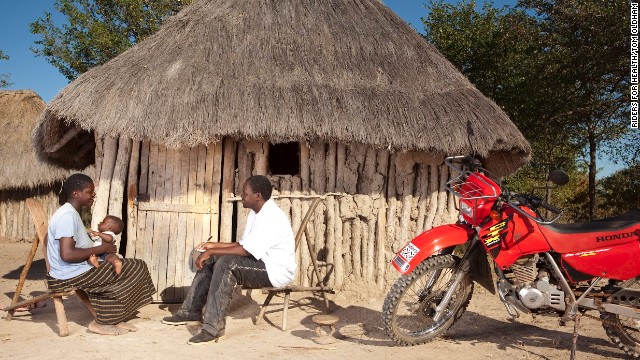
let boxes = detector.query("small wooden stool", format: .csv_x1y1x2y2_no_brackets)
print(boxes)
311,314,339,344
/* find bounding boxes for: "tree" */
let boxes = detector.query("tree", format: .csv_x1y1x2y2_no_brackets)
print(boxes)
423,0,583,197
30,0,193,81
518,0,631,220
598,164,640,218
0,50,12,88
422,0,631,220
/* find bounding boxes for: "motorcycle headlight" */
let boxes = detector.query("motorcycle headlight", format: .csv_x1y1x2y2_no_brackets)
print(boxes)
460,201,474,218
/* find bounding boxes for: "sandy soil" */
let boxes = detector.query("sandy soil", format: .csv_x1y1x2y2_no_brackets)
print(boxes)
0,241,630,360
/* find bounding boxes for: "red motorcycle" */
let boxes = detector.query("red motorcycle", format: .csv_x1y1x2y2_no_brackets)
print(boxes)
382,155,640,356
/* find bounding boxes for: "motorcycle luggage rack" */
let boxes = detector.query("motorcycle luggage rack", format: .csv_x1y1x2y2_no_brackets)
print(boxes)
446,172,500,200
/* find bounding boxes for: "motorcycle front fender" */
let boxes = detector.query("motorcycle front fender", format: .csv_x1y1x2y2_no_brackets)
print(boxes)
391,224,475,275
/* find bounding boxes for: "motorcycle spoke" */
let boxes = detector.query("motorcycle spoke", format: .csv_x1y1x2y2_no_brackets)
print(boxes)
394,267,456,334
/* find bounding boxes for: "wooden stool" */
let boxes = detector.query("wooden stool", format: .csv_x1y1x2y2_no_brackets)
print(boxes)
311,314,339,344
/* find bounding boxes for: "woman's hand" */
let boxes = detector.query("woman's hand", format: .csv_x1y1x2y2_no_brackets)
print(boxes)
100,241,117,254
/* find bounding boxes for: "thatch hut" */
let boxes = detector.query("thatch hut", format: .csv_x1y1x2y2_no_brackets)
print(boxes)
33,0,530,301
0,90,76,242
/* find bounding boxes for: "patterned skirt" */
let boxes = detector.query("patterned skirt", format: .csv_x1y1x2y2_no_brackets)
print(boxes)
48,259,155,325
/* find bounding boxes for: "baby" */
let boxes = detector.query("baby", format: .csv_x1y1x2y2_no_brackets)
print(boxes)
88,215,124,275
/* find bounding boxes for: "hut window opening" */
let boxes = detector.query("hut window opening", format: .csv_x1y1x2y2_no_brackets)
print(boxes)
268,142,300,176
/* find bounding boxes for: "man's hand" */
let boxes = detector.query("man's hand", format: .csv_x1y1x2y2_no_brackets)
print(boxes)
196,251,212,270
194,242,216,252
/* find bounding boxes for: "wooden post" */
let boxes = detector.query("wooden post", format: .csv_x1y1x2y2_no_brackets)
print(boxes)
291,177,302,284
385,153,398,252
94,133,104,180
135,141,151,261
183,146,196,298
396,153,415,249
351,215,362,278
150,145,168,300
235,142,252,242
435,164,449,227
342,220,352,281
108,137,132,222
220,139,237,243
375,197,387,288
425,166,439,230
335,143,346,193
92,136,118,230
415,164,429,232
299,143,310,286
300,143,310,191
210,141,223,240
254,141,269,175
174,147,188,295
325,195,335,286
142,143,159,297
366,207,376,282
125,140,140,259
333,200,344,289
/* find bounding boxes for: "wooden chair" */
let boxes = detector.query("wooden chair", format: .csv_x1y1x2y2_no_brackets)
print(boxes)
247,197,334,331
2,198,96,336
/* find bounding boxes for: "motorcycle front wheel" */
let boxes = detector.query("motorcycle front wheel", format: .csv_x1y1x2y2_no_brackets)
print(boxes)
382,254,473,346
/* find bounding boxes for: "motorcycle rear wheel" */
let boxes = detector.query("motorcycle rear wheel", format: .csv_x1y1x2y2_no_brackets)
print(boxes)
600,279,640,358
382,254,473,346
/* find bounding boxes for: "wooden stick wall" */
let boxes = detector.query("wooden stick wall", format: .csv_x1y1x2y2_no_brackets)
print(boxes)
90,136,457,300
234,140,458,293
0,186,60,242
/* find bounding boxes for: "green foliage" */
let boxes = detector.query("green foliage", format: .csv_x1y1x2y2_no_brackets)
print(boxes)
0,50,12,88
422,0,632,221
519,0,631,219
30,0,193,80
598,164,640,217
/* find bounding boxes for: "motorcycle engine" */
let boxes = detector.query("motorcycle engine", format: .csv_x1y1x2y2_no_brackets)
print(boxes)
518,277,565,311
504,255,566,312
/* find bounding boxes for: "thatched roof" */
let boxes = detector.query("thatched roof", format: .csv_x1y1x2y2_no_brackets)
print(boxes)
34,0,530,173
0,90,76,189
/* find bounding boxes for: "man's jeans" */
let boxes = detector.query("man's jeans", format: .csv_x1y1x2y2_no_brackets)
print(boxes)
176,255,272,336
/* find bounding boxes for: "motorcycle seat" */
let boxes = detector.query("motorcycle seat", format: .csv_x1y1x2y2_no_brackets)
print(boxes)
541,209,640,235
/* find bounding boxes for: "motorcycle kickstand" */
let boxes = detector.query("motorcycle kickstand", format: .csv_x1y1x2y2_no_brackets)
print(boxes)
570,313,581,360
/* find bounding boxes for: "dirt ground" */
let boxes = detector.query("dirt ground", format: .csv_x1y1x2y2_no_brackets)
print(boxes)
0,241,631,360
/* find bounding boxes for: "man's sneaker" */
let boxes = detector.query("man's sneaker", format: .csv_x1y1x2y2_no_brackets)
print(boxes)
187,330,224,345
161,314,201,325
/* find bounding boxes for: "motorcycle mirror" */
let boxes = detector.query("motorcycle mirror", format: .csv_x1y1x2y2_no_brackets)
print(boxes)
548,170,569,186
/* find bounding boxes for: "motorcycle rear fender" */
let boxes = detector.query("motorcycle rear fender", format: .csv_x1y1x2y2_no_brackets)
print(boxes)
391,224,475,274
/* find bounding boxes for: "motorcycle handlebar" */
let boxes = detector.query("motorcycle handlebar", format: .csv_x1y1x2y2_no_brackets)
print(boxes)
538,201,563,216
505,195,563,225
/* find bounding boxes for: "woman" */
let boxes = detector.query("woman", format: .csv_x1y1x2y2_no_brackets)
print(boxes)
47,173,155,335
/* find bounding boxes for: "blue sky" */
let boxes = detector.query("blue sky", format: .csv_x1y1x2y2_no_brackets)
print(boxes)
0,0,621,176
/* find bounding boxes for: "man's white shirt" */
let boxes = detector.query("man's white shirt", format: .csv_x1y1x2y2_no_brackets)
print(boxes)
239,199,296,287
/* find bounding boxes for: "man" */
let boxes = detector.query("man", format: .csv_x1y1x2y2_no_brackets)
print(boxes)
162,175,296,345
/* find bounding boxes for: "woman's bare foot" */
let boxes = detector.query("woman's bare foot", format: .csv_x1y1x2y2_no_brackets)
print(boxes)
116,322,138,332
88,320,128,335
